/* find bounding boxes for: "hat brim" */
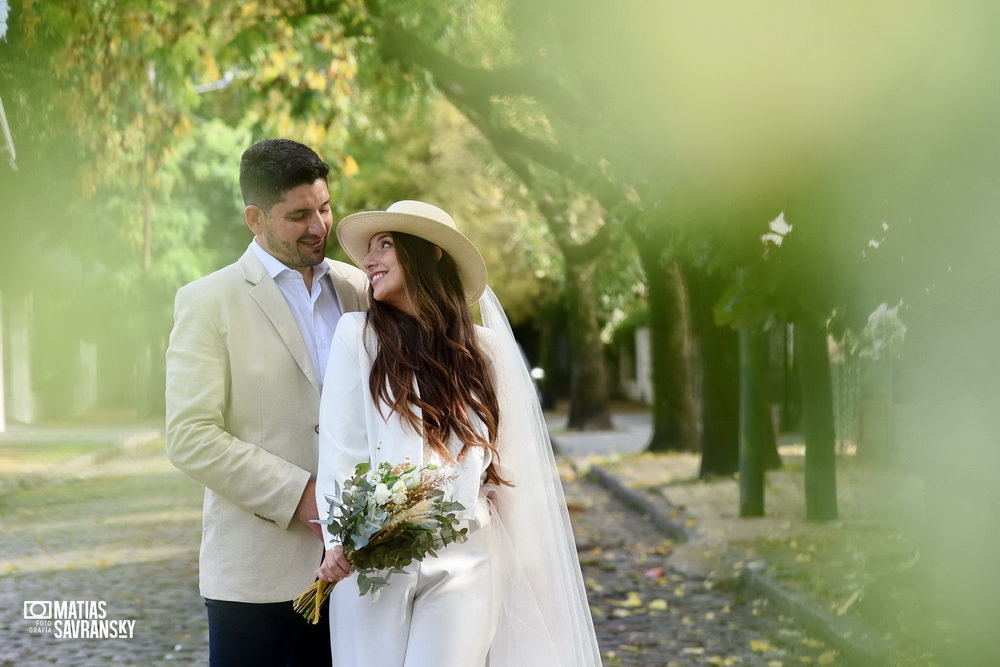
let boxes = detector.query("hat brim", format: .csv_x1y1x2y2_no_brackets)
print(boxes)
337,210,488,304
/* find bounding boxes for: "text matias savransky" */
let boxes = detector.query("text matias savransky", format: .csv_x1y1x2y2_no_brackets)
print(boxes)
24,600,137,639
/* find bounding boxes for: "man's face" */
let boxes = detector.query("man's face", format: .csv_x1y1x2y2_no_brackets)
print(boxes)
246,179,333,271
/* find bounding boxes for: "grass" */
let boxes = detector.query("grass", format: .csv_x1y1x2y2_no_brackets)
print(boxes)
733,456,921,613
738,526,950,666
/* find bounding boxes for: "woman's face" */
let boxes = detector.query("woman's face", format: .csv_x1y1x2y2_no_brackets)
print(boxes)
363,232,415,315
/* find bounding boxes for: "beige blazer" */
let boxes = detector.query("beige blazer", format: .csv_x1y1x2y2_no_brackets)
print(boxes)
165,247,367,602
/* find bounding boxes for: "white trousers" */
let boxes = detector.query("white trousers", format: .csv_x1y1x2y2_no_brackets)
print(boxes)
329,504,499,667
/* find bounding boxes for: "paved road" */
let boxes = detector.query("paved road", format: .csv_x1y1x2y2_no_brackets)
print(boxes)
1,449,836,666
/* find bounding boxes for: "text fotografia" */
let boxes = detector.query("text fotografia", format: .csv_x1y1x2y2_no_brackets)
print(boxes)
23,601,137,639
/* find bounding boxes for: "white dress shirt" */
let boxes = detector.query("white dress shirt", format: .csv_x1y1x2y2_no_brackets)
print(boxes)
250,240,342,389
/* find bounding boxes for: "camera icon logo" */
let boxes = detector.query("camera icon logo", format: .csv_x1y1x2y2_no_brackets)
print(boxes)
23,601,52,620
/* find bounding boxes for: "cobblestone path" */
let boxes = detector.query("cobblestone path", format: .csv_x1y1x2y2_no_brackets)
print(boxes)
1,452,837,666
1,455,208,665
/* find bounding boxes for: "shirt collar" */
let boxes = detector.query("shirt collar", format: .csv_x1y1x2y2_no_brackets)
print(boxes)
250,239,330,281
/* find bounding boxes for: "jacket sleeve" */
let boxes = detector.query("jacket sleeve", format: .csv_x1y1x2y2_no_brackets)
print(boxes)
165,284,310,530
329,260,369,313
316,314,372,549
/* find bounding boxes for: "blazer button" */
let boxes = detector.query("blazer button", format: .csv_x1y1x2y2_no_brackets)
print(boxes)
314,425,320,434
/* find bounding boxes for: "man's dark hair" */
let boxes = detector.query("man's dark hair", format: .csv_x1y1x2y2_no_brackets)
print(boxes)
239,138,331,213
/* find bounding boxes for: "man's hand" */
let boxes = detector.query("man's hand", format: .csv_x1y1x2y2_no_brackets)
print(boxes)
295,480,324,541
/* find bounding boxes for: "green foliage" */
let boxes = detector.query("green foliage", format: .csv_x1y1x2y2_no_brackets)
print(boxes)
0,0,401,415
316,461,469,601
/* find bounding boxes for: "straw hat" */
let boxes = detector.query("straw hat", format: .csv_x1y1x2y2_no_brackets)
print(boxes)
337,200,487,303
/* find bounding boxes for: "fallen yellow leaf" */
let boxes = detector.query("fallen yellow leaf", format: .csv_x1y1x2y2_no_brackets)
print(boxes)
818,651,839,664
611,591,642,608
648,599,669,611
751,639,778,653
836,590,863,617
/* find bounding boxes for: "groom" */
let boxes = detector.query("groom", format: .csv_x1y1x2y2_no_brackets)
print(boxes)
165,138,367,665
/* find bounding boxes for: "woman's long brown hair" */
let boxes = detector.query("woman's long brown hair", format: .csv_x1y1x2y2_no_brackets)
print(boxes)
365,232,508,486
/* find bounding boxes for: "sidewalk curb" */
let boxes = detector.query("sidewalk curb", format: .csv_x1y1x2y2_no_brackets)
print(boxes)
582,460,896,666
0,429,164,499
583,463,688,543
741,567,897,666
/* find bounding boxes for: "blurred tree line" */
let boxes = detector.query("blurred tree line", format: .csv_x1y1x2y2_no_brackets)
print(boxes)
2,2,1000,659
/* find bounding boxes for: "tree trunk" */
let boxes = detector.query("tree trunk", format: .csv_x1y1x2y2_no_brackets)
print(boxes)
794,319,839,522
779,324,800,432
534,302,565,411
738,325,769,516
563,262,613,431
686,266,740,476
640,251,696,452
760,372,784,472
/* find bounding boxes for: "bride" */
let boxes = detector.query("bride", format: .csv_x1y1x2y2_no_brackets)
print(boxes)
314,200,602,666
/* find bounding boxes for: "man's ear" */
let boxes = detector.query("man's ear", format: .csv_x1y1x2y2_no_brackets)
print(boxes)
434,246,443,261
245,205,264,235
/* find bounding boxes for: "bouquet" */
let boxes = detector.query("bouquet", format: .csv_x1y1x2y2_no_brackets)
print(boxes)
293,460,469,624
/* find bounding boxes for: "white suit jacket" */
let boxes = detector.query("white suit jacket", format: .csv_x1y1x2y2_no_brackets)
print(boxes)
165,247,367,602
315,312,487,550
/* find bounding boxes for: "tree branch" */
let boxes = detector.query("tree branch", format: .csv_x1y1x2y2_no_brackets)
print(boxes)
342,5,638,264
372,18,631,212
375,20,597,127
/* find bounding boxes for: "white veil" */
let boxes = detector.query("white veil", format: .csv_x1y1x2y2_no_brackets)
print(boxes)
478,287,603,666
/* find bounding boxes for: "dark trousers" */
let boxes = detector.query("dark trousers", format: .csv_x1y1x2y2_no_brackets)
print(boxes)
205,598,331,667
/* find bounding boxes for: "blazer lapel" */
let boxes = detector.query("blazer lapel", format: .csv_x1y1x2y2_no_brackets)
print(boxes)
239,249,321,393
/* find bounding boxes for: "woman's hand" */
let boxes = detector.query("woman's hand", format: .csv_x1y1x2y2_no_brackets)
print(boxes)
316,545,352,583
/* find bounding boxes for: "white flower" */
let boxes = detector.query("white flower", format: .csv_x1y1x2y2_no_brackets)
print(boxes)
373,483,392,505
0,0,9,41
391,492,407,505
404,474,420,490
769,213,792,236
391,479,406,494
761,213,792,247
